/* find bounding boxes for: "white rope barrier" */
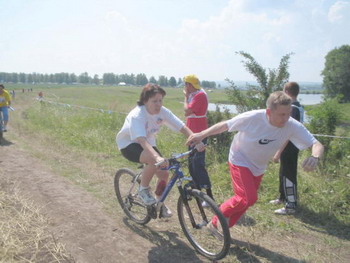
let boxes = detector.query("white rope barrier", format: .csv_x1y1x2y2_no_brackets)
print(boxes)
37,98,350,140
39,98,129,115
312,134,350,140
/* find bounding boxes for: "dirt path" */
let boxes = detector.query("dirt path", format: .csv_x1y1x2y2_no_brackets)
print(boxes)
0,137,208,263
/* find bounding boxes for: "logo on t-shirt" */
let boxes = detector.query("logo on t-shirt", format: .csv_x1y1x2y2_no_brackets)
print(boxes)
258,139,276,145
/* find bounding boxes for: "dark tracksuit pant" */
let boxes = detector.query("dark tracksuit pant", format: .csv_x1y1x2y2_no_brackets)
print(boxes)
279,141,299,208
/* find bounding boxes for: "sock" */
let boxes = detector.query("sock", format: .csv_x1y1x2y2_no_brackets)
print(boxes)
139,185,149,191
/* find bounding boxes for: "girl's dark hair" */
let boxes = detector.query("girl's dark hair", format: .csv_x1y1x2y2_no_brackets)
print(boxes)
137,83,166,106
0,84,4,89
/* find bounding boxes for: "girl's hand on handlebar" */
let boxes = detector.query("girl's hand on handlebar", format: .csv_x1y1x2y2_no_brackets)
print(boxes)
155,156,169,169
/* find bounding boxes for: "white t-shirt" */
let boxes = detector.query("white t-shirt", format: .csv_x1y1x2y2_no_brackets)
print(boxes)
116,105,185,149
226,109,317,176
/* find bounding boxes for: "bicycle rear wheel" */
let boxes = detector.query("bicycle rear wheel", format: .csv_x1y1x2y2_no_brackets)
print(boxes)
114,168,151,225
177,189,230,260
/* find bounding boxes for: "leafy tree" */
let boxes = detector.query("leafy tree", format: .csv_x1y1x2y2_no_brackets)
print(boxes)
135,73,148,86
169,76,177,87
70,73,77,83
11,73,19,83
149,76,157,84
119,73,135,84
322,45,350,102
129,73,136,85
158,75,168,86
78,72,90,84
19,73,26,83
201,80,216,89
27,74,33,83
226,51,292,113
92,74,100,85
43,74,49,83
103,73,116,85
33,73,41,83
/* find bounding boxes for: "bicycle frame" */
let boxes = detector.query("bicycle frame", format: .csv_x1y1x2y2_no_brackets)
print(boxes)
155,150,209,227
156,150,193,203
157,162,191,203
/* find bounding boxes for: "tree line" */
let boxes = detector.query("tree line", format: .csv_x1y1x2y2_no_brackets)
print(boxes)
0,72,217,89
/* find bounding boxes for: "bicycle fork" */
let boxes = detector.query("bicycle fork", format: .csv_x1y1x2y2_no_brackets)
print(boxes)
178,185,209,229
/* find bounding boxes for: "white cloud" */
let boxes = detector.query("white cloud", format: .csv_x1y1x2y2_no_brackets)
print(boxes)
1,0,349,82
328,1,350,23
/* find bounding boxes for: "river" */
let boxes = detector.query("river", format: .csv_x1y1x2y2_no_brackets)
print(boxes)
208,93,323,114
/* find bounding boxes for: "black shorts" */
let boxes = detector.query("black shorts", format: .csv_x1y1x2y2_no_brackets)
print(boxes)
120,143,162,163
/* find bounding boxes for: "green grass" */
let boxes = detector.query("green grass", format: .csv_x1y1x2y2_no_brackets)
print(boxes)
6,84,350,262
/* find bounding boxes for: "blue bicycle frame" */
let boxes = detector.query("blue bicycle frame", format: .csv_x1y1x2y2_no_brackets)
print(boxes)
157,150,193,203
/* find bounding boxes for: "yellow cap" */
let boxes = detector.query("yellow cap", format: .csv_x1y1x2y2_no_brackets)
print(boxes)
183,74,200,90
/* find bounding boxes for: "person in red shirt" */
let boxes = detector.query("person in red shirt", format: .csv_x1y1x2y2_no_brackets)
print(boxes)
183,75,214,203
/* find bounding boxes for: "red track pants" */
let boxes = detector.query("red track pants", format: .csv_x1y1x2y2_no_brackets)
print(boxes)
213,163,263,228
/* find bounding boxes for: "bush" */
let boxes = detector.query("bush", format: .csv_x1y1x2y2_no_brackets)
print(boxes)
306,99,342,164
207,106,233,162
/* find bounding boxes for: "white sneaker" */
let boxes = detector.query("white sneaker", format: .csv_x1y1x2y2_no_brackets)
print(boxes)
206,221,224,241
269,199,283,205
274,207,296,215
138,187,157,205
159,204,172,218
202,201,210,208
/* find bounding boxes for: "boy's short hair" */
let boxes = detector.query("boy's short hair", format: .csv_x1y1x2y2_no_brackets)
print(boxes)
266,91,292,110
284,82,300,97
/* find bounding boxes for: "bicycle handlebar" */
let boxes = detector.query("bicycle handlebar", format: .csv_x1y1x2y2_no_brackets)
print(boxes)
155,148,197,167
154,143,207,167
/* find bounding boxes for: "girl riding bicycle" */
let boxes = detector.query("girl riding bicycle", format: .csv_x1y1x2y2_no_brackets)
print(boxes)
116,83,202,218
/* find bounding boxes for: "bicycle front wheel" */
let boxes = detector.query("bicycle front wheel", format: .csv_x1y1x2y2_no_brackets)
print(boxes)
177,189,230,260
114,168,151,225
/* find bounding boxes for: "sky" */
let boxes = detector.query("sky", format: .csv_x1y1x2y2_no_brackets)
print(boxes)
1,0,349,83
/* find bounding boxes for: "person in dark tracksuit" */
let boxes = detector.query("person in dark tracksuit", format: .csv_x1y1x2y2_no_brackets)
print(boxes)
270,82,304,215
183,75,214,206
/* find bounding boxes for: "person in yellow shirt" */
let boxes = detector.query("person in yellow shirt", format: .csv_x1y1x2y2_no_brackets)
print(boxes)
0,84,12,132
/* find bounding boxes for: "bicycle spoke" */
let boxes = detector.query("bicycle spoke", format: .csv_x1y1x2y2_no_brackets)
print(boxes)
114,169,151,225
178,189,230,260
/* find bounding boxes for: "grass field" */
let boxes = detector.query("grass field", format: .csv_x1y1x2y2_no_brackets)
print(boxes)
2,83,350,262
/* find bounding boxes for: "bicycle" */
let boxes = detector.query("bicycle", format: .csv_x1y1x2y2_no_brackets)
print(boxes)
114,149,231,260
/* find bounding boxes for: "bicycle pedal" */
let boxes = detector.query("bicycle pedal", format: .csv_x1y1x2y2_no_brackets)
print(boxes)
147,205,157,219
